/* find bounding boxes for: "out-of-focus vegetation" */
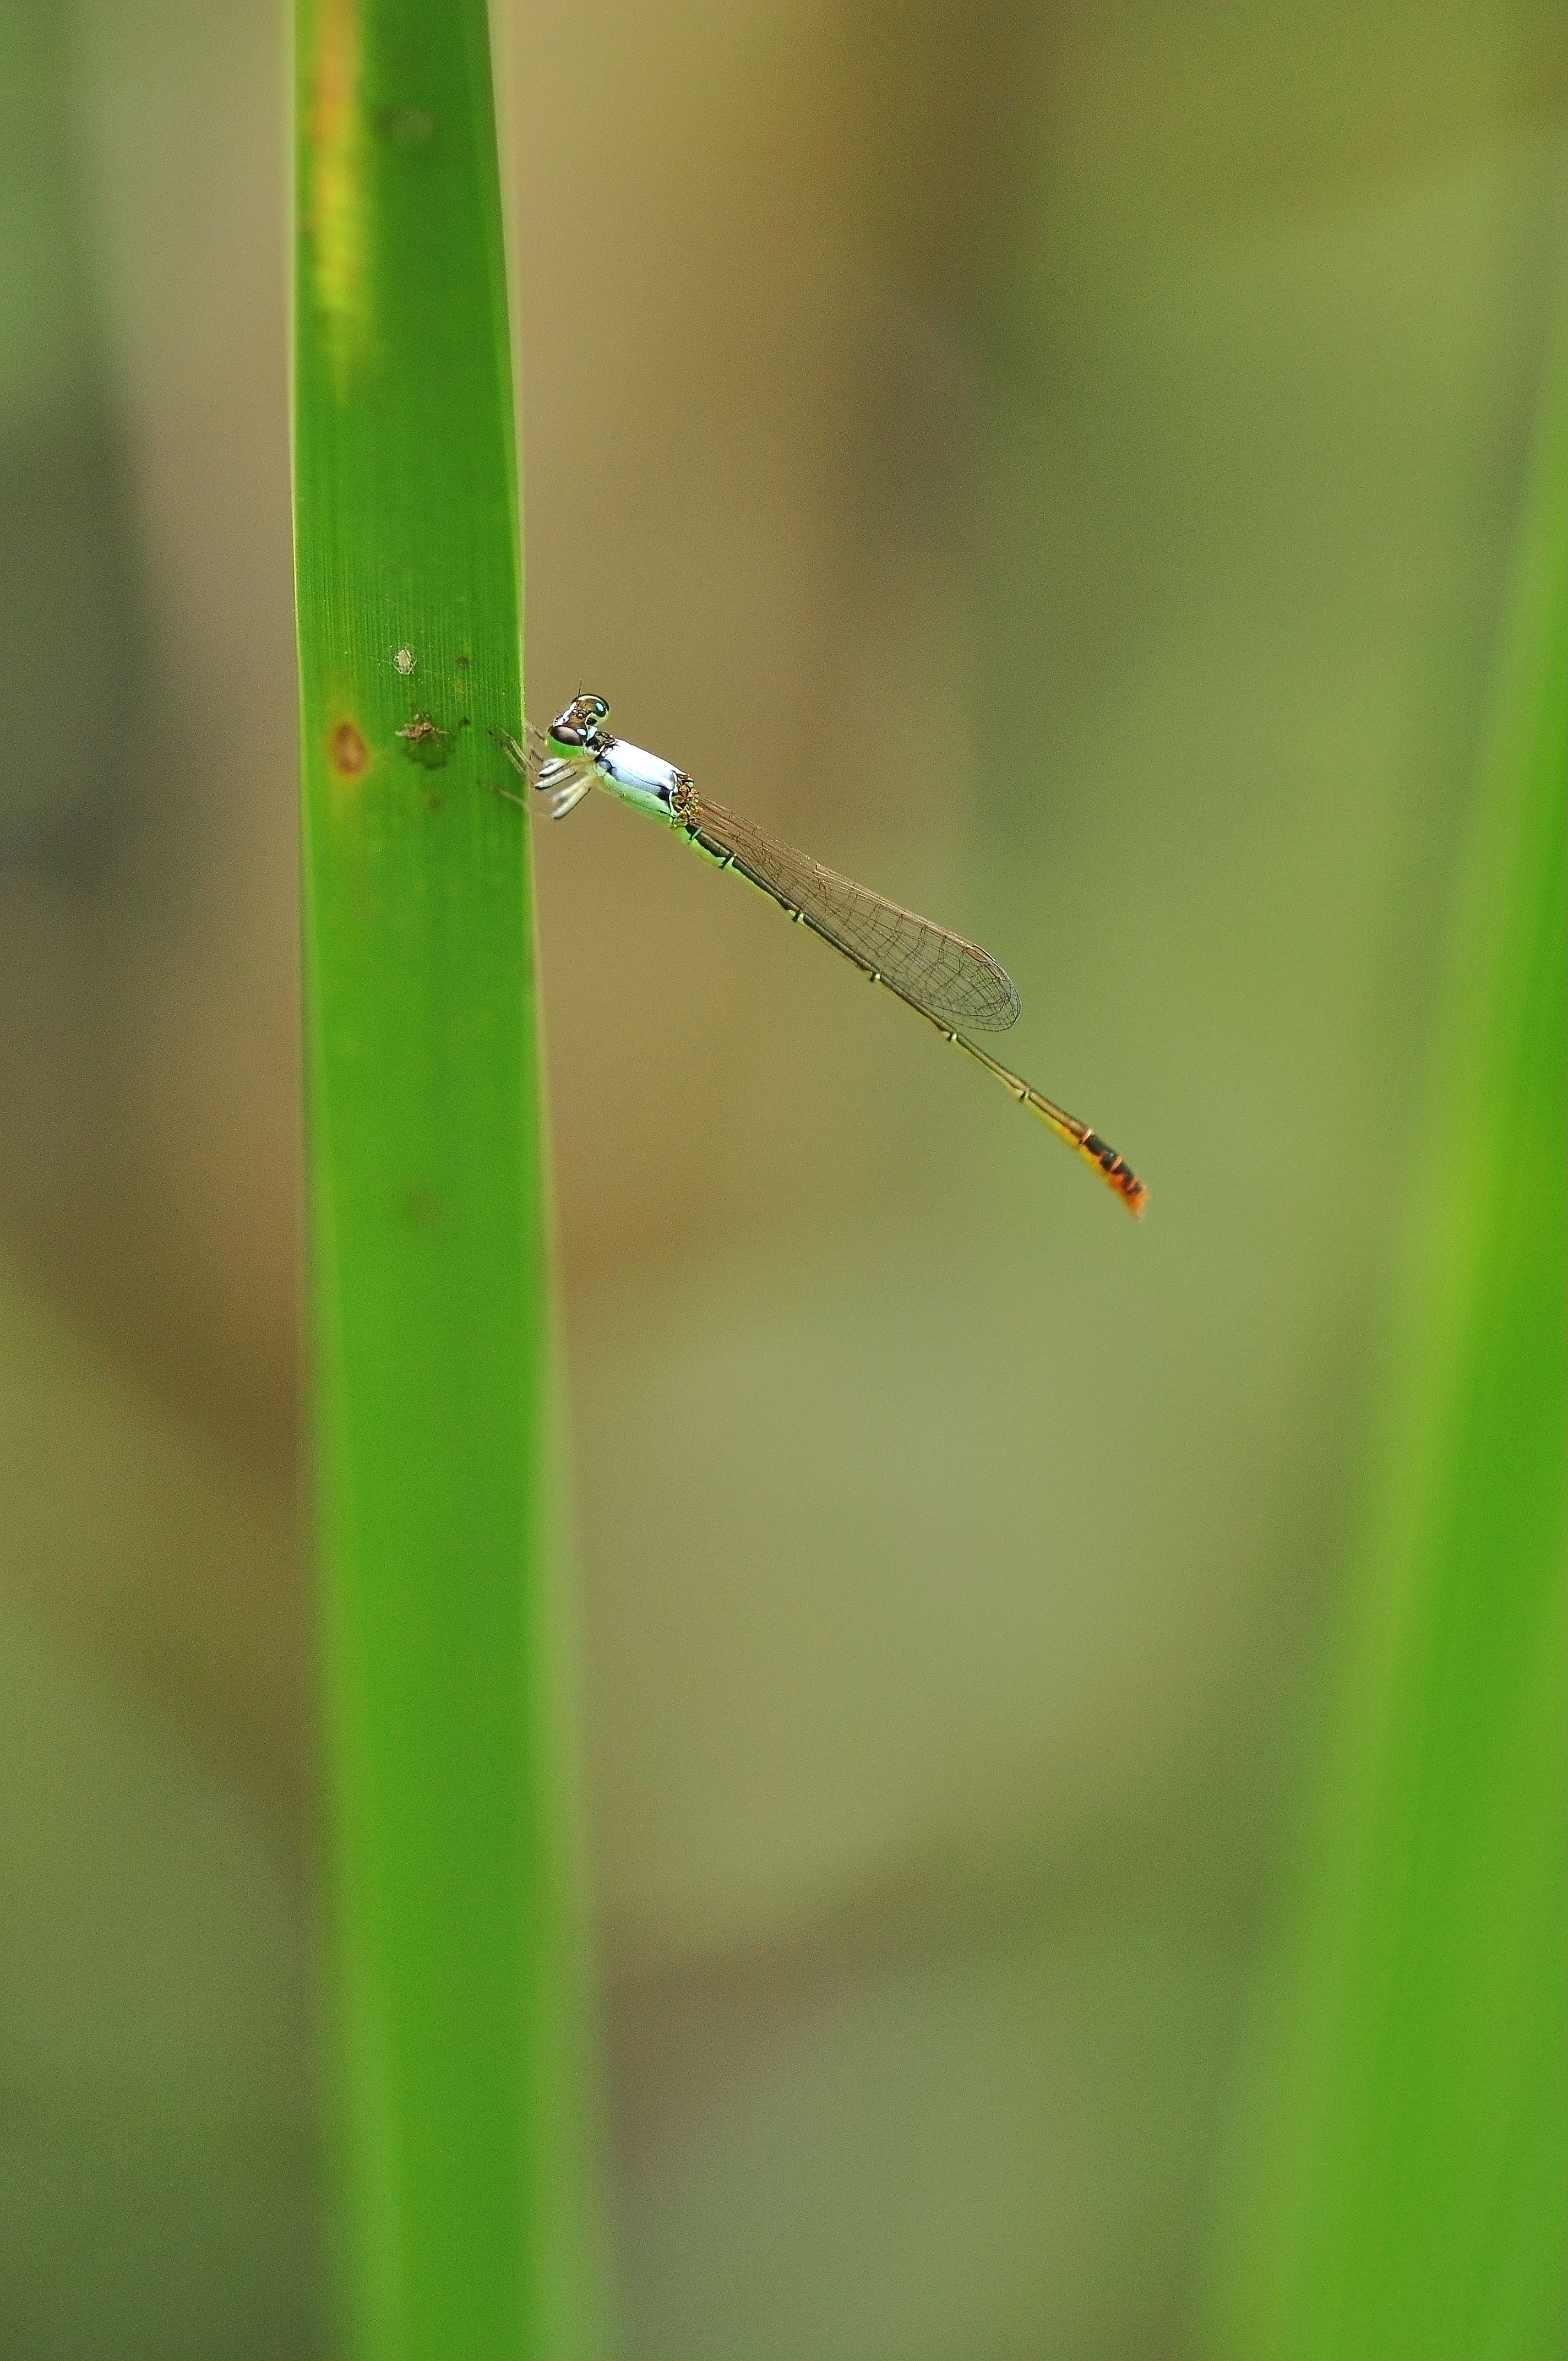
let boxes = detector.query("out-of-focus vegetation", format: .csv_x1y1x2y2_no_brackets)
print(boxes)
0,1,1561,2355
1209,309,1565,2361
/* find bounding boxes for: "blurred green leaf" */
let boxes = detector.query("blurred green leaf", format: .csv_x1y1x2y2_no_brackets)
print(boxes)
292,3,601,2353
1206,297,1566,2361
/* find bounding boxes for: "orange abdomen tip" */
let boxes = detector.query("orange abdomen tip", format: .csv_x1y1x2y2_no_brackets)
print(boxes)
1114,1168,1149,1217
1082,1130,1148,1217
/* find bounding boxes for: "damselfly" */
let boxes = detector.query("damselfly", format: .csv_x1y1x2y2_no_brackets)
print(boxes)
499,694,1146,1215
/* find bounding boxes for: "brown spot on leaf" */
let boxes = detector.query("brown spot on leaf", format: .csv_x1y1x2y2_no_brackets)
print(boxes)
329,719,369,775
376,103,434,149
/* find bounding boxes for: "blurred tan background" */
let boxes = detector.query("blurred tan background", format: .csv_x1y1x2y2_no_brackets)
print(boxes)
1,2,1561,2354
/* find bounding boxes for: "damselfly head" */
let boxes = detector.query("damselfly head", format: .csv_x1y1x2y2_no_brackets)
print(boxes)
548,692,610,752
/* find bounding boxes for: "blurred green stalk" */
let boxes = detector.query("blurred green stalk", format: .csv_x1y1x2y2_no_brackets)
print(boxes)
1207,308,1566,2361
292,4,599,2354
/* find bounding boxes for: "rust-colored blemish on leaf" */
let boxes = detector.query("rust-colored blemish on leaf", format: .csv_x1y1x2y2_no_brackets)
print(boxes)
328,719,369,776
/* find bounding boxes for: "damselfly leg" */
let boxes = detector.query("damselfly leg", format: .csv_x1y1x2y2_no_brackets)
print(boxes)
494,725,593,819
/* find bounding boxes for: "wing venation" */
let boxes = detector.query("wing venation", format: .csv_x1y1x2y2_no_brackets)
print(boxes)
693,797,1021,1032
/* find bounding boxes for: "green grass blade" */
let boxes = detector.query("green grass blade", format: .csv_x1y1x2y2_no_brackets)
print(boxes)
1206,305,1567,2361
292,6,599,2354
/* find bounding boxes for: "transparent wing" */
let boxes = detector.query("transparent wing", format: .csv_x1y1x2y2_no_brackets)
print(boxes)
689,796,1020,1032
